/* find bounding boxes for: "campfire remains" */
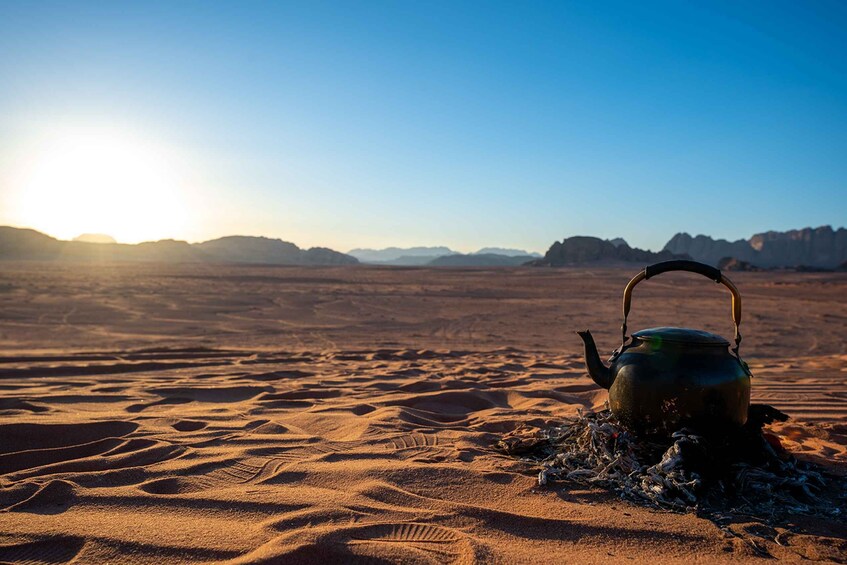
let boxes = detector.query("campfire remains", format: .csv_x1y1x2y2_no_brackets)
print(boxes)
497,405,846,523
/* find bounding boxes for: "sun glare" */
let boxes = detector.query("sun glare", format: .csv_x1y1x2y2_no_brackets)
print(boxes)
9,128,193,243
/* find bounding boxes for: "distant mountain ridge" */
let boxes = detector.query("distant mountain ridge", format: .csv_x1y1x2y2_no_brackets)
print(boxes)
0,227,357,265
347,247,457,263
4,225,843,269
663,225,847,268
533,236,685,266
473,247,541,258
429,253,536,267
348,246,540,265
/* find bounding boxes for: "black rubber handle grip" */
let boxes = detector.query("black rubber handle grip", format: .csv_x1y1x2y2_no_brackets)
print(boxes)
644,260,721,283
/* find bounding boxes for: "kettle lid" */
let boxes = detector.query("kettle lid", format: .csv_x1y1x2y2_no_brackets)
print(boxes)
632,326,730,346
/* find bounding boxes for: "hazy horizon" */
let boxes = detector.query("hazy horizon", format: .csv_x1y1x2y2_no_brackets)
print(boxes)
6,222,550,254
7,221,847,258
1,1,845,252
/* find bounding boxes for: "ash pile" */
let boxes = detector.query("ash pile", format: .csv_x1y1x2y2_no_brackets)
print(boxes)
497,405,846,522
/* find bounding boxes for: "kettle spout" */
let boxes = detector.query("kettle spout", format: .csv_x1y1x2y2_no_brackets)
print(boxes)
576,330,614,390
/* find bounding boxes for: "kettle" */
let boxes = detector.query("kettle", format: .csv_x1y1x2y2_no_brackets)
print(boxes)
577,260,751,435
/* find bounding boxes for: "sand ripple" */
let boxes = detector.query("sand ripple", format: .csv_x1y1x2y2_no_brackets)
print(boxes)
0,347,844,563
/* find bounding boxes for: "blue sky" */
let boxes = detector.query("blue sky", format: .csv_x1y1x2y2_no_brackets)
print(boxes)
1,1,844,252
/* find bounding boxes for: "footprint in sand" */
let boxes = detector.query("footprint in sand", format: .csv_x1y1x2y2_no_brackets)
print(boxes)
139,457,271,495
337,523,476,564
385,433,454,463
387,433,443,451
257,521,476,563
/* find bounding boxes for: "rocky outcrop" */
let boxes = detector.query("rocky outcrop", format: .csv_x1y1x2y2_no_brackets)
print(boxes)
663,226,847,268
533,236,686,267
717,257,763,272
0,227,358,266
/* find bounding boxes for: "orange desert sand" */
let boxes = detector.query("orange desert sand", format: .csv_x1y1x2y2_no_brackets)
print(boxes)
0,263,845,563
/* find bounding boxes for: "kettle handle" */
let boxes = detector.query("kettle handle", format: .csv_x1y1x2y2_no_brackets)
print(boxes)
621,260,743,355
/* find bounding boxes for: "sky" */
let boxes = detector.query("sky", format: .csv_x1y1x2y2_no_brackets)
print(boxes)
0,0,845,253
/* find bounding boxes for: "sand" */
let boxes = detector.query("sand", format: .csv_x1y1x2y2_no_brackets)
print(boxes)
0,263,844,563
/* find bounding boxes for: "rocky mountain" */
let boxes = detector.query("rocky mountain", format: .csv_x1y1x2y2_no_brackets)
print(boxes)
347,247,457,264
663,233,756,266
122,239,200,262
298,247,360,265
73,233,117,244
533,236,685,267
473,247,541,258
0,227,358,265
0,227,60,259
428,253,536,267
663,226,847,268
195,236,302,264
750,226,847,268
196,236,358,265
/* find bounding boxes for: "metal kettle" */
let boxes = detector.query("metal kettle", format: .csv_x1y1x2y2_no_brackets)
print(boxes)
577,260,752,435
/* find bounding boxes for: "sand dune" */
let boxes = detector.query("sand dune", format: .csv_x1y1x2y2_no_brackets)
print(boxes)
0,263,844,563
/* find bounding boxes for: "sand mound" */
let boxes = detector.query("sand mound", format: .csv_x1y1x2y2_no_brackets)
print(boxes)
7,479,79,513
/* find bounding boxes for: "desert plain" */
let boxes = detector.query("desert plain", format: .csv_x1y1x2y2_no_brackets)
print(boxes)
0,262,845,564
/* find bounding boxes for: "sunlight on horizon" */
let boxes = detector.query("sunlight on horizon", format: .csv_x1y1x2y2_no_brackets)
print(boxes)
7,127,195,243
